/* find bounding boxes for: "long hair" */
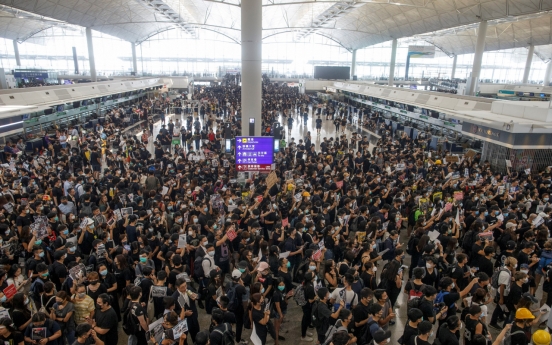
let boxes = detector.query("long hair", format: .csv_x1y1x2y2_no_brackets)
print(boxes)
381,260,400,281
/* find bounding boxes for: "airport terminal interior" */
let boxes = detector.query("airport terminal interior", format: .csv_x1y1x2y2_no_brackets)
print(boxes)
3,1,552,345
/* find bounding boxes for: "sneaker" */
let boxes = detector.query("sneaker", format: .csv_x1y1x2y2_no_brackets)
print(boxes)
489,323,501,330
307,332,313,337
301,337,313,342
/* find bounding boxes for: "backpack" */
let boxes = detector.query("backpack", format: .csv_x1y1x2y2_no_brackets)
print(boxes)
462,230,477,254
359,320,377,345
350,216,360,232
213,323,235,345
407,282,426,302
503,330,526,345
293,285,307,307
122,303,140,335
225,283,239,312
406,235,417,255
29,277,44,301
81,203,93,217
491,268,510,289
193,256,210,278
407,297,422,311
311,301,323,328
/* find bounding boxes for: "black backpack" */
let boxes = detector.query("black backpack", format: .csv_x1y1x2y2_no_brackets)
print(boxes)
226,283,239,312
406,235,417,255
193,256,210,278
122,303,139,335
311,301,323,328
213,323,235,345
359,320,377,345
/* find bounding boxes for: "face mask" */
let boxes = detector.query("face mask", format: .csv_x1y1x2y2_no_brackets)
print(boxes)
372,244,377,249
239,268,246,273
55,217,59,222
495,211,500,215
372,267,377,272
3,230,8,235
62,229,69,235
70,246,76,252
208,251,215,257
77,293,86,299
193,218,198,224
521,269,529,274
100,270,108,276
140,257,147,263
451,283,455,289
504,213,509,217
24,298,29,305
545,198,550,202
426,263,432,269
39,252,44,258
523,278,529,284
204,207,209,212
286,262,291,268
309,265,316,271
475,211,479,215
484,212,488,216
277,286,285,292
188,231,193,236
26,210,29,214
261,288,265,294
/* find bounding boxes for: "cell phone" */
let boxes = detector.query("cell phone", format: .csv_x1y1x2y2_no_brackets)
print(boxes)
107,218,115,226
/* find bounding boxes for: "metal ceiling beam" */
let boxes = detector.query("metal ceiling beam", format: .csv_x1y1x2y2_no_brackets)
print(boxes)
137,0,197,38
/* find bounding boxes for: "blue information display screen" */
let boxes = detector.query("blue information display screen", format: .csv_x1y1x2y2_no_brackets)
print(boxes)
235,136,274,172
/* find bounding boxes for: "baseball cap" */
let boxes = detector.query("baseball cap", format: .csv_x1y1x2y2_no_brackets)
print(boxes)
231,269,242,280
256,262,269,272
522,292,538,304
506,241,516,250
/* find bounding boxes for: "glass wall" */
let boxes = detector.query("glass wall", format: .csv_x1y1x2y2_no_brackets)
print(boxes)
0,27,546,83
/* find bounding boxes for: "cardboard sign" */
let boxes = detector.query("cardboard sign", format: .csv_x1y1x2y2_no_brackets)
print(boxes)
266,171,278,190
256,195,263,203
465,150,477,159
151,286,167,298
3,284,16,299
336,180,343,189
505,160,512,168
282,217,289,228
446,155,459,163
177,235,187,248
444,202,453,212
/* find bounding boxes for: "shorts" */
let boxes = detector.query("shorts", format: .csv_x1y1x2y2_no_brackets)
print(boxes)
92,165,101,172
272,308,287,319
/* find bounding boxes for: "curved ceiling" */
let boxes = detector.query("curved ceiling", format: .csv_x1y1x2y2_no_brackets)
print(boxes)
0,0,552,52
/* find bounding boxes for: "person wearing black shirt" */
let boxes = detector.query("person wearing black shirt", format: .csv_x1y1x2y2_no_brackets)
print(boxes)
507,272,527,312
450,253,470,291
352,288,374,339
300,272,317,342
407,320,432,345
437,316,461,345
209,308,232,345
400,308,423,345
74,323,104,345
91,294,119,345
0,317,24,345
477,247,495,278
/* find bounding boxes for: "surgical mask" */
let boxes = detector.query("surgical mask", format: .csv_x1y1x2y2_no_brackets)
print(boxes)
62,230,69,235
484,211,488,216
3,230,8,235
286,262,291,268
77,293,86,299
0,296,6,303
193,218,198,223
521,269,529,274
239,268,245,273
208,251,215,257
504,213,509,217
188,231,193,236
278,286,285,291
495,211,500,215
372,244,377,249
426,263,432,269
261,288,265,294
24,298,29,305
100,270,108,276
451,283,455,289
372,267,377,272
140,257,147,263
523,278,529,284
39,252,44,258
204,207,209,213
545,198,550,202
55,217,59,222
70,246,76,252
309,265,316,271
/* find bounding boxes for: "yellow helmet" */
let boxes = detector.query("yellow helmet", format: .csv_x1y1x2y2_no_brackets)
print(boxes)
533,330,551,345
515,308,535,319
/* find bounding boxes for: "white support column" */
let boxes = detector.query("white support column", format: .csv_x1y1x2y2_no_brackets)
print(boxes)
351,49,357,79
544,61,552,86
131,42,138,76
388,38,397,86
522,44,534,84
467,21,488,96
85,27,97,82
451,54,457,80
241,0,262,136
12,40,20,66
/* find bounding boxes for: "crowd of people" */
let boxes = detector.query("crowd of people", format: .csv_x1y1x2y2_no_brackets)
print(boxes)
0,74,549,345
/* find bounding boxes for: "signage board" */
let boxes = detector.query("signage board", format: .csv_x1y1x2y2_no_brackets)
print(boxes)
235,136,274,172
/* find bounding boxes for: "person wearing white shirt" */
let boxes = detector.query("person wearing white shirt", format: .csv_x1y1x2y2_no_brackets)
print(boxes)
203,244,216,279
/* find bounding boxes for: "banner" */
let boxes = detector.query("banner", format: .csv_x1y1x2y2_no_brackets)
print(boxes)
408,45,435,58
